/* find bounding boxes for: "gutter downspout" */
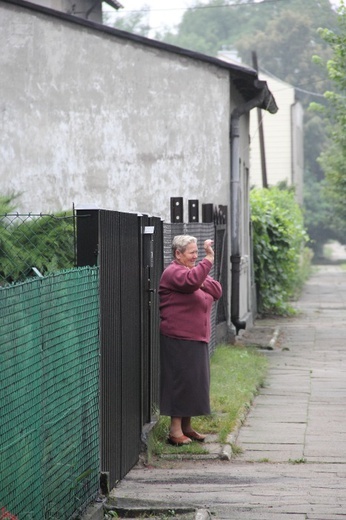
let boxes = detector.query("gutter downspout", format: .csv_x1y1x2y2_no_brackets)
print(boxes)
230,89,267,334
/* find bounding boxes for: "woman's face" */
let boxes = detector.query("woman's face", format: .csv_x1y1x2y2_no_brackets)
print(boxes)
176,242,198,269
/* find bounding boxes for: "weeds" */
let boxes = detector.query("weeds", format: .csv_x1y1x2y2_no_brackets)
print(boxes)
149,344,268,458
289,458,306,464
230,443,243,455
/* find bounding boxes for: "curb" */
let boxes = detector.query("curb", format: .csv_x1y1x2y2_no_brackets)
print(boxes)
219,442,232,461
269,326,281,349
219,325,281,461
104,499,201,518
82,499,211,519
80,498,105,520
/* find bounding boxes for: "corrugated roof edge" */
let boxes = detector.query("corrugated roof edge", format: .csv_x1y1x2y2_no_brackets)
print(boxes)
3,0,278,113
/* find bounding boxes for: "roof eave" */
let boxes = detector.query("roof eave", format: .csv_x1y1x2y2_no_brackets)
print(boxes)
3,0,278,113
104,0,123,9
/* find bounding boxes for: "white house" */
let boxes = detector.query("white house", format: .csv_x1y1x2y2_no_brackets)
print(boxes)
249,71,304,204
218,51,304,204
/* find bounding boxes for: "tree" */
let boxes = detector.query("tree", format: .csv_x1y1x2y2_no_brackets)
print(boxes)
107,0,341,250
161,1,336,178
167,1,338,252
104,4,150,36
0,195,75,284
161,0,337,59
162,0,280,56
234,4,339,252
236,7,334,170
303,168,344,256
312,1,346,242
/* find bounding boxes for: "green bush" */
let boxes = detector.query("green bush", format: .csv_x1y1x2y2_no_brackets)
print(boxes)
250,187,310,315
0,195,75,284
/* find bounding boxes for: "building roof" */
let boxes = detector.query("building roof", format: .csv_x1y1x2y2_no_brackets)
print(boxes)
5,0,278,114
104,0,123,9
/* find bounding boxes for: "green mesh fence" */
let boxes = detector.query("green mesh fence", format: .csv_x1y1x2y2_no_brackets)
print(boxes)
0,267,100,520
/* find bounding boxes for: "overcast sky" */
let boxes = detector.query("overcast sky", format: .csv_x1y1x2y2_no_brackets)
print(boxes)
103,0,342,36
103,1,191,34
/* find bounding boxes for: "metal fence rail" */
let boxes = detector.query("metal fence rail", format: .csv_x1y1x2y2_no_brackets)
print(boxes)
0,267,100,519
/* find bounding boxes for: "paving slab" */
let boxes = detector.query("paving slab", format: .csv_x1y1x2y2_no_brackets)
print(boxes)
107,264,346,519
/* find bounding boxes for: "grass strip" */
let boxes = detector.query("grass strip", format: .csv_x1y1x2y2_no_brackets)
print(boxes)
149,344,268,457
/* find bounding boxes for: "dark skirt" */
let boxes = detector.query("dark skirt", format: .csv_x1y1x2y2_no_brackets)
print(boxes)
160,334,211,417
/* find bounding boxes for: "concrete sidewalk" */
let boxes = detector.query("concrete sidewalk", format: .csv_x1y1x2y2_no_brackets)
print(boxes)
109,264,346,519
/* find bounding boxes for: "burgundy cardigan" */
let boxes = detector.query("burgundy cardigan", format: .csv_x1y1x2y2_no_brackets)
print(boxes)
159,258,222,343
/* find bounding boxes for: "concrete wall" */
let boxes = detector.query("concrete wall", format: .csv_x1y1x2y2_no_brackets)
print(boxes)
1,0,262,331
0,1,248,224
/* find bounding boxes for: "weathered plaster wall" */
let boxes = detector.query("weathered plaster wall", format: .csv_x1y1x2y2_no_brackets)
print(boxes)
1,2,236,222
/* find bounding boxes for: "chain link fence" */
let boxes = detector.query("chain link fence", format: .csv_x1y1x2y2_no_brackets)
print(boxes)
0,267,100,519
0,212,76,286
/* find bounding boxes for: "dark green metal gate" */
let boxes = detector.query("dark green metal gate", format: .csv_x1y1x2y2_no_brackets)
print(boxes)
76,209,163,489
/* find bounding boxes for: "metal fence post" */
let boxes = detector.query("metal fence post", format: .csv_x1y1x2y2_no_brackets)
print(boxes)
202,203,214,223
76,207,99,267
170,197,183,223
188,199,199,222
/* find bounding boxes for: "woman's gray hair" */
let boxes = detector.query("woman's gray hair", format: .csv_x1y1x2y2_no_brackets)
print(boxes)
172,235,197,256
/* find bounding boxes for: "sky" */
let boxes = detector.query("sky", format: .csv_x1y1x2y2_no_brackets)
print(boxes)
103,0,343,36
103,1,197,35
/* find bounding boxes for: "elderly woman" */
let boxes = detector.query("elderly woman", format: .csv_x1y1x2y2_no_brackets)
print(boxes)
159,235,222,446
